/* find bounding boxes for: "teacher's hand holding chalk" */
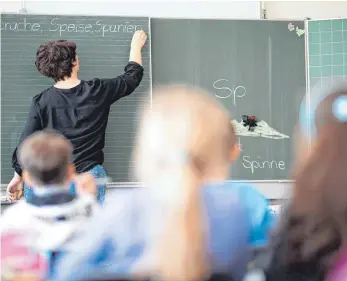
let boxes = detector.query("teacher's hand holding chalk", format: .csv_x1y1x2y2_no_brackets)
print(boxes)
130,30,147,66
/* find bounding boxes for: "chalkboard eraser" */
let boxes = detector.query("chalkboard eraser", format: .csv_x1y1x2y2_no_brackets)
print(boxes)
305,17,311,20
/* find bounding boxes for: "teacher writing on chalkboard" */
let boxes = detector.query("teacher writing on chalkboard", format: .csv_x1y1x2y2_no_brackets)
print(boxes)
7,30,147,204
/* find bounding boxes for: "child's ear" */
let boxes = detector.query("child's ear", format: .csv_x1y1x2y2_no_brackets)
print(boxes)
23,170,35,187
229,144,240,162
66,164,76,181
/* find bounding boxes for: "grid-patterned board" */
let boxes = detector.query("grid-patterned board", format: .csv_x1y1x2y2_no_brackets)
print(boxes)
307,19,347,88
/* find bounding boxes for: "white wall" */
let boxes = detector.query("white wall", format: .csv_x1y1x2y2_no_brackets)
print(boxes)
0,1,261,19
265,1,347,20
3,1,347,20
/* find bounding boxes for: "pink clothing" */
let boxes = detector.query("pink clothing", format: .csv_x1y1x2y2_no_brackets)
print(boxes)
328,250,347,281
1,231,48,278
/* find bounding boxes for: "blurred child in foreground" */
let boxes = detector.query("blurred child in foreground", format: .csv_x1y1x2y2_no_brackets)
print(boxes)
263,82,347,281
52,86,275,281
1,131,99,281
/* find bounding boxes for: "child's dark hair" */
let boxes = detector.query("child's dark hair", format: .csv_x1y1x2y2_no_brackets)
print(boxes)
18,130,72,186
35,40,77,82
270,90,347,280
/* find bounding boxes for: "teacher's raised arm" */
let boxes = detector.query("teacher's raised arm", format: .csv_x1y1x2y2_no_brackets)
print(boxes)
7,31,147,204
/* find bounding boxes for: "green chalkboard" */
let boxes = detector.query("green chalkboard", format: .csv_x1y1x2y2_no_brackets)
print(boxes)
307,18,347,88
1,13,150,184
151,19,306,180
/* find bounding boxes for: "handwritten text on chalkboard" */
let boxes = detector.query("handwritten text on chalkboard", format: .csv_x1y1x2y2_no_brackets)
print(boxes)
1,18,143,37
235,123,287,174
213,75,289,176
213,79,246,106
242,156,286,174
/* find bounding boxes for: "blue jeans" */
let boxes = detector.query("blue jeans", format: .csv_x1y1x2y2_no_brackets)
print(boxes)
23,165,107,205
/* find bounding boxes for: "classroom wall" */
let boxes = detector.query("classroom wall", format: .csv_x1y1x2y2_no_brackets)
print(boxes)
3,1,347,20
265,1,347,20
0,1,261,19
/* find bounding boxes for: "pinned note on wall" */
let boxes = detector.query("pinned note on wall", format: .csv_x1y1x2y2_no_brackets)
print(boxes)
288,22,305,37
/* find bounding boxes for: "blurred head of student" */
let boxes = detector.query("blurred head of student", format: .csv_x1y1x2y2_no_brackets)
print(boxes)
134,85,236,281
293,82,347,171
18,130,75,188
278,82,347,279
229,121,240,162
35,40,79,82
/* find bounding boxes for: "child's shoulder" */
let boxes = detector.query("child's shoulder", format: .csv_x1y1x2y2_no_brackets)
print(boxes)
94,188,146,221
0,201,41,240
203,181,263,199
1,200,31,221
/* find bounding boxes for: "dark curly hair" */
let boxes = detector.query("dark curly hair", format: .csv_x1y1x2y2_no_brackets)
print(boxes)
35,40,77,82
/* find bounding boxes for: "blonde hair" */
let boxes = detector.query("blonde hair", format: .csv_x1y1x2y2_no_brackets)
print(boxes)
135,85,235,281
